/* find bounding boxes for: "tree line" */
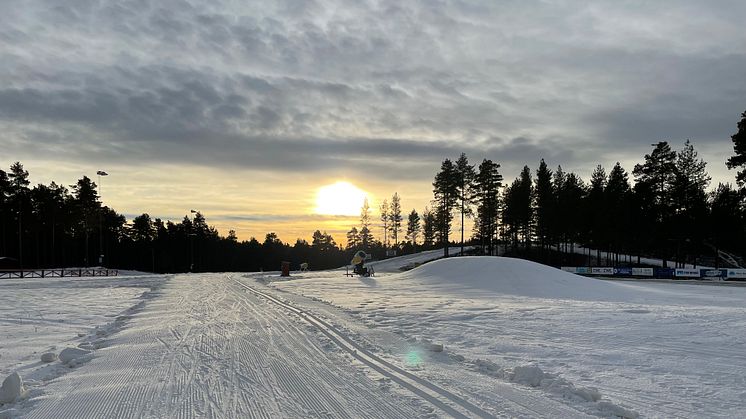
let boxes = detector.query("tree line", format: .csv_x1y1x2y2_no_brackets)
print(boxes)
0,164,359,272
430,110,746,268
3,110,744,271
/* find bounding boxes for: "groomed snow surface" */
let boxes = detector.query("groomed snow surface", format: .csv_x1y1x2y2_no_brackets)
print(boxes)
2,252,746,418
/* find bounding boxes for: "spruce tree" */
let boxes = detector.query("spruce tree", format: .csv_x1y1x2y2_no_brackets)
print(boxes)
534,160,553,251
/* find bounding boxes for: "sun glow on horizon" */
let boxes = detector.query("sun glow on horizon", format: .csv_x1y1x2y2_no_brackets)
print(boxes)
315,181,368,216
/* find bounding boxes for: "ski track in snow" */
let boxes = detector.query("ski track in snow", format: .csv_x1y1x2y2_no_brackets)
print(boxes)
8,251,746,418
21,274,427,419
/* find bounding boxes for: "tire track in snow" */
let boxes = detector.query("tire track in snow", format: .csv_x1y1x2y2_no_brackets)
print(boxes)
233,278,498,419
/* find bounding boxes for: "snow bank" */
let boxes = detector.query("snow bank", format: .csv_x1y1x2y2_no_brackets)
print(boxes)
396,256,643,301
508,364,636,418
58,348,92,367
40,353,57,363
0,373,25,405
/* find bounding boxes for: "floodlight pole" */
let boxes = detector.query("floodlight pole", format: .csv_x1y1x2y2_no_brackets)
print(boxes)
190,209,197,272
97,171,109,266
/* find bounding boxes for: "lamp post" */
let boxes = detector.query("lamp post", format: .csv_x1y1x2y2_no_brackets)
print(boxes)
190,209,197,272
96,171,108,266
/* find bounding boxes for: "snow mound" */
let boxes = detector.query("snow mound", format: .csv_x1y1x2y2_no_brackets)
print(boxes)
507,364,635,417
59,347,92,366
510,365,545,387
0,373,26,405
397,256,640,301
40,352,57,363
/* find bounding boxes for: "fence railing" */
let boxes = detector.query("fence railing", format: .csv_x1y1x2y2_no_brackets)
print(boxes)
0,268,119,279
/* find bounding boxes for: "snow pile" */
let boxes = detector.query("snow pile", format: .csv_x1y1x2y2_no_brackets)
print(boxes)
0,373,26,405
396,256,642,301
58,348,92,367
510,365,545,387
507,364,637,418
40,353,57,363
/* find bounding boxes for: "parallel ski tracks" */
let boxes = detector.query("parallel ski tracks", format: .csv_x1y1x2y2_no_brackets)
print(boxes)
233,279,496,419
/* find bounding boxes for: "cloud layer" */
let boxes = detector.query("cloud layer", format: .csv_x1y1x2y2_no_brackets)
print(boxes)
2,0,745,238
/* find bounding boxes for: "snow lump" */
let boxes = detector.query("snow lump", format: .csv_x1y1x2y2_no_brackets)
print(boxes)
0,372,26,405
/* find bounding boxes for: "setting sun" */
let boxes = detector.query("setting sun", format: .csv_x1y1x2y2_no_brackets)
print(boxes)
315,182,368,216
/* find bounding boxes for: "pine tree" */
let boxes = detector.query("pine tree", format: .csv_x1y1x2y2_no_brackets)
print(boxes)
587,165,607,253
406,209,421,248
421,207,436,248
709,183,744,260
672,140,710,266
388,193,403,248
359,198,374,249
726,110,746,188
633,141,677,222
474,159,502,255
673,140,710,215
379,199,389,248
605,163,632,263
432,159,459,257
346,227,360,250
633,141,677,265
502,166,533,249
455,153,476,256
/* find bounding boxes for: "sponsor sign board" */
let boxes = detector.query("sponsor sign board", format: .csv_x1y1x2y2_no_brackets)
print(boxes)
614,267,633,275
727,269,746,280
656,268,676,278
631,267,654,277
561,267,577,273
576,267,591,274
675,268,700,278
700,269,727,279
591,267,614,275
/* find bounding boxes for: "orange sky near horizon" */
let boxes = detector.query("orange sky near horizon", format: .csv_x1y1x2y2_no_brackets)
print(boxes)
5,159,444,247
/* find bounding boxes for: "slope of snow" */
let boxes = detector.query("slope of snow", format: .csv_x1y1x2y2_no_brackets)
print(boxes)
396,256,643,300
5,252,746,418
273,255,746,418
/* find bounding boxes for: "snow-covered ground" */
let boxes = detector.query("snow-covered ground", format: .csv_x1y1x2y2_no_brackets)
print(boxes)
2,252,745,418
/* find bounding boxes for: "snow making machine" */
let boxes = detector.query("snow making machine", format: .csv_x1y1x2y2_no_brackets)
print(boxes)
346,250,374,277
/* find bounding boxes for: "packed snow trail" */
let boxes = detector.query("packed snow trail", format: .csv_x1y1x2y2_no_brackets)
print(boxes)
233,279,493,419
24,274,426,418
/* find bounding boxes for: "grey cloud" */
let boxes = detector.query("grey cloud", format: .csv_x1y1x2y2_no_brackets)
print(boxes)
1,0,745,186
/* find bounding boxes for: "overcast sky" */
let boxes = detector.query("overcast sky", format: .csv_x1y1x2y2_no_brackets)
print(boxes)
2,0,745,242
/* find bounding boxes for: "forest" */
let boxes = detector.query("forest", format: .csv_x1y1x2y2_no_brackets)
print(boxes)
1,110,744,272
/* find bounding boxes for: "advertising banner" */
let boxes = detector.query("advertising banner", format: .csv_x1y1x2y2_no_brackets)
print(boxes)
591,267,614,275
726,269,746,280
675,268,700,278
700,269,727,279
631,267,654,277
561,267,577,273
576,267,591,274
656,268,675,278
614,267,633,275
